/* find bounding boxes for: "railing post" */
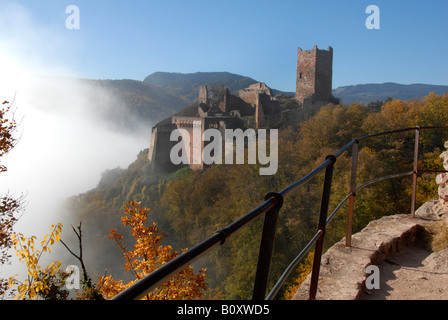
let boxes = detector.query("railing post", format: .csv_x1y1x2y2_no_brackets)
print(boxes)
252,192,283,300
345,140,359,247
309,155,336,300
410,127,420,217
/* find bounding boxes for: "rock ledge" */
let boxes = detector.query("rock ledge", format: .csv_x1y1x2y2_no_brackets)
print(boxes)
292,214,431,300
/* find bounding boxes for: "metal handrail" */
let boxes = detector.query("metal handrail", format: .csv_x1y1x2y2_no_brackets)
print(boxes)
265,170,414,300
112,126,448,301
112,197,277,300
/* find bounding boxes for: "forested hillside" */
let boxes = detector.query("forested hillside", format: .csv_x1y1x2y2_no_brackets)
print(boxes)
58,92,448,299
143,71,448,105
32,77,189,133
91,79,190,127
31,75,448,137
143,72,266,103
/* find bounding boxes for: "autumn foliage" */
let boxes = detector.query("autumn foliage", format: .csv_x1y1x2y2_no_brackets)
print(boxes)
59,93,448,299
99,201,207,300
0,100,20,295
8,223,64,299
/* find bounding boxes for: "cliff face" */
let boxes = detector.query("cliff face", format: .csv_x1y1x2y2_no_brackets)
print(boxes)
292,214,448,300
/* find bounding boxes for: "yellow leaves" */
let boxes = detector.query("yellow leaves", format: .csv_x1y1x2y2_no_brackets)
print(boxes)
8,222,64,300
100,201,206,300
33,281,45,293
284,252,314,300
28,270,38,279
363,92,448,133
41,234,48,247
48,261,61,277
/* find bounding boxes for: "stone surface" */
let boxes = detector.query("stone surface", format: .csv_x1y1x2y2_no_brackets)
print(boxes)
415,140,448,220
292,140,448,300
360,247,448,300
292,214,431,300
296,45,333,104
415,199,444,221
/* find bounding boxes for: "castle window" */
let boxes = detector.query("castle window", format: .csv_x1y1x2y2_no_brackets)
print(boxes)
299,72,303,79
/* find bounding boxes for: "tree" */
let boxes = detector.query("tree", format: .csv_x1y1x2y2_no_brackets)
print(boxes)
61,94,448,299
0,99,21,294
283,252,314,300
8,223,63,299
0,100,17,173
59,222,105,300
99,201,207,300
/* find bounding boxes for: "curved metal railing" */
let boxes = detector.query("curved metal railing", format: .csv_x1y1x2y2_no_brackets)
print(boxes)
112,126,448,300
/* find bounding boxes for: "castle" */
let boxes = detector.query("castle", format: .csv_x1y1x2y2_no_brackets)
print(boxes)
148,45,334,173
296,46,333,104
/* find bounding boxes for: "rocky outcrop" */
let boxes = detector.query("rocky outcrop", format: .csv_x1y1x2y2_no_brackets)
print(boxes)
415,140,448,220
292,140,448,300
292,214,432,300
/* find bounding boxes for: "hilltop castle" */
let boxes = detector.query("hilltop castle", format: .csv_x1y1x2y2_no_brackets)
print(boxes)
148,45,334,173
296,45,333,103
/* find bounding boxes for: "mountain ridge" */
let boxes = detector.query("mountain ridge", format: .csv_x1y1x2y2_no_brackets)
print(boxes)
144,71,448,105
144,71,294,102
144,71,263,103
34,73,448,135
333,82,448,104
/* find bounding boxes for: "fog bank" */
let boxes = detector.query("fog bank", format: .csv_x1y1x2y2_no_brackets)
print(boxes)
0,3,151,240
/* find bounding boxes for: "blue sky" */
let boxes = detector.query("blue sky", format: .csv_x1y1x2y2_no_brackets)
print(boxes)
1,0,448,91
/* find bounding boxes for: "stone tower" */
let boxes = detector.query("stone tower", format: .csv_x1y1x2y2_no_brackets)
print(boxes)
296,45,333,104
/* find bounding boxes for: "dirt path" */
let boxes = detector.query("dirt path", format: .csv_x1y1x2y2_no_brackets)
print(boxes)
360,246,448,300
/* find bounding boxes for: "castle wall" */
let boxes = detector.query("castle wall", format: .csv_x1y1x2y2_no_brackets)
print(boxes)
296,47,317,103
296,45,333,104
239,82,273,108
170,116,245,171
314,47,333,102
148,123,180,173
218,88,230,113
172,116,205,171
198,85,208,105
148,45,334,174
226,94,254,117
